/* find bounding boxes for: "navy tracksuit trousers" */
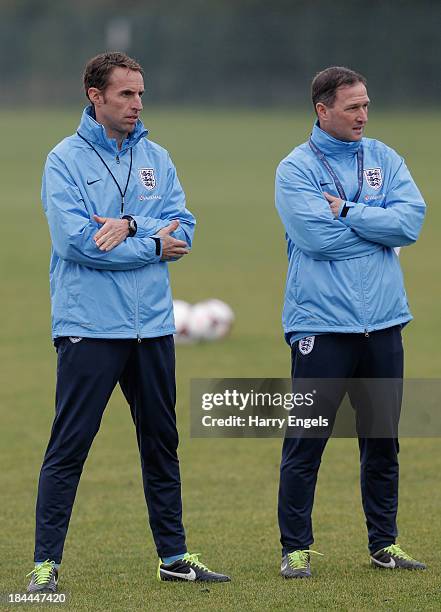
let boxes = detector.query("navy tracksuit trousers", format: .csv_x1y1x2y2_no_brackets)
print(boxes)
278,326,403,555
34,336,186,564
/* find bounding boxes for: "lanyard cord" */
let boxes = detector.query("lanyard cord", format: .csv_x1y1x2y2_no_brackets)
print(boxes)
77,131,133,214
308,137,364,203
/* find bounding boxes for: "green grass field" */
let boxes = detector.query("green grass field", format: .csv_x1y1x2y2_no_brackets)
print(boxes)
1,108,440,611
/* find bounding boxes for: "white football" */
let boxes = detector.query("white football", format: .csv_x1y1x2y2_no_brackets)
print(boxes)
187,299,235,341
172,300,193,344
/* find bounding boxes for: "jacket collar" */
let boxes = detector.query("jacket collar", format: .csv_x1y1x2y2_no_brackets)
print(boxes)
77,105,148,154
310,120,362,158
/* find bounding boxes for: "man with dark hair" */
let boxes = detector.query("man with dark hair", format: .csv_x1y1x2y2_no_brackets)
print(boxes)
26,52,230,592
275,66,426,578
83,52,144,96
311,66,367,110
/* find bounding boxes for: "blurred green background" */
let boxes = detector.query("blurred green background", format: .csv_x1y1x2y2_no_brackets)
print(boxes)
1,108,440,610
1,0,441,108
1,0,441,609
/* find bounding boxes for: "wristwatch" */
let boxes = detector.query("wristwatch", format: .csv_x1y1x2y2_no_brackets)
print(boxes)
122,215,137,237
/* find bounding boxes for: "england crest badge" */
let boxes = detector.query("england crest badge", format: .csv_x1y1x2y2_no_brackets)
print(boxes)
298,336,315,355
138,168,156,190
364,167,383,190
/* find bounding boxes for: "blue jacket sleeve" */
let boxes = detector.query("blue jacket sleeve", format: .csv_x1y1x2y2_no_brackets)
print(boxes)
130,154,196,252
338,153,426,246
42,153,161,270
275,160,381,261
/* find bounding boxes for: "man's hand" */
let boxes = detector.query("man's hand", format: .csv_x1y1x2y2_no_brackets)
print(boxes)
93,215,129,251
323,192,344,218
155,220,190,261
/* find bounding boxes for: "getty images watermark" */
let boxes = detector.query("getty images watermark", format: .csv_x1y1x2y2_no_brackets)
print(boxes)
190,379,441,438
200,387,326,430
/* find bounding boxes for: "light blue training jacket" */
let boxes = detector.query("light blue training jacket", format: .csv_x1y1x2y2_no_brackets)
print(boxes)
42,106,195,340
275,122,426,338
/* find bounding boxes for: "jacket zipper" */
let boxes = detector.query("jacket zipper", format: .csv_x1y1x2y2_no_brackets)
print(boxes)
133,270,141,342
116,149,139,340
115,154,123,213
356,259,370,337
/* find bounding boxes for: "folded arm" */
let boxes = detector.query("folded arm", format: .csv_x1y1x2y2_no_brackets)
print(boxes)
129,154,196,254
42,153,161,270
335,155,426,247
275,160,381,261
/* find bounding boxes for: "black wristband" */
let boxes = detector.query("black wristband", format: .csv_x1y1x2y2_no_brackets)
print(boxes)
151,236,161,256
340,204,350,218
